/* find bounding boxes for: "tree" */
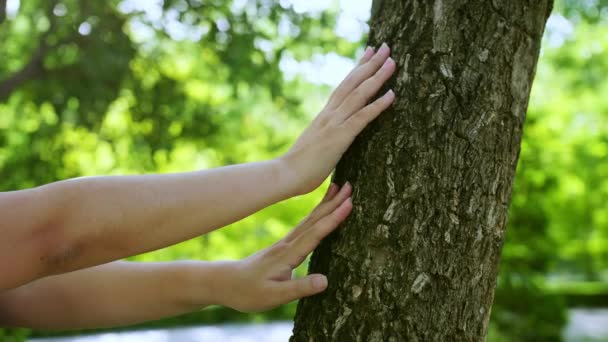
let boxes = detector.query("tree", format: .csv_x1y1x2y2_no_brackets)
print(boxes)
292,1,553,340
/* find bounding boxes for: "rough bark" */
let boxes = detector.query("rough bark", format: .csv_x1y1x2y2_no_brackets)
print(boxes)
292,1,552,341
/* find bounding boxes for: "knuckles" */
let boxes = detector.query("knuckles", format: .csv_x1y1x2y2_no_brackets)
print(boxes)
350,88,363,100
268,240,290,258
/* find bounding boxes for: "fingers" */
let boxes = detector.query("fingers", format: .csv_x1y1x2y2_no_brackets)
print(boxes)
284,182,352,243
357,46,374,66
325,47,375,109
288,197,352,266
306,182,352,227
284,183,338,242
337,57,396,118
326,43,392,110
321,182,339,204
273,273,328,304
345,89,396,134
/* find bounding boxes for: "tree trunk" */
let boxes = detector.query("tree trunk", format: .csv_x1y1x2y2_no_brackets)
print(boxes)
291,1,553,340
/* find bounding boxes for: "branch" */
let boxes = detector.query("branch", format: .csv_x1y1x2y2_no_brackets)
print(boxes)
0,0,7,24
0,45,48,100
0,0,62,101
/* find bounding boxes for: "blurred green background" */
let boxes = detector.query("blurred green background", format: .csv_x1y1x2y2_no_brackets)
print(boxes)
0,0,606,341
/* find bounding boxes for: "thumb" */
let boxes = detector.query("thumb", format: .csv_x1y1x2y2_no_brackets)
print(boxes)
277,274,328,304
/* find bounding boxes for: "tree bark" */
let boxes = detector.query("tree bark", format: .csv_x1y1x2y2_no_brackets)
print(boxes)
292,1,552,341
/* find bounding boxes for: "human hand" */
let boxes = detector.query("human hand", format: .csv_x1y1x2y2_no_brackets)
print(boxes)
280,43,396,195
217,182,352,312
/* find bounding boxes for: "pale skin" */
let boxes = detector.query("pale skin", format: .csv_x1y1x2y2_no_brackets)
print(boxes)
0,43,396,330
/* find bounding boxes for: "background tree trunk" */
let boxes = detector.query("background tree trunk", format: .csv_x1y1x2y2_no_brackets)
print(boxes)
292,1,553,340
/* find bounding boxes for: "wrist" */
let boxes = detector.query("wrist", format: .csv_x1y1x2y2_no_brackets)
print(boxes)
275,154,308,197
178,260,235,310
200,260,239,309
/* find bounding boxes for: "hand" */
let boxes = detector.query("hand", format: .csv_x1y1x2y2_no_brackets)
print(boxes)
280,43,396,195
217,182,353,312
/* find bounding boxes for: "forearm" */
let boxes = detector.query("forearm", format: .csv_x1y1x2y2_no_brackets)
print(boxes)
36,158,294,275
0,182,355,330
0,260,230,330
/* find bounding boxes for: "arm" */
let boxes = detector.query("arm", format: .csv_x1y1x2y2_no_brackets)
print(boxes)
0,260,222,330
0,43,395,291
0,159,293,291
0,183,353,330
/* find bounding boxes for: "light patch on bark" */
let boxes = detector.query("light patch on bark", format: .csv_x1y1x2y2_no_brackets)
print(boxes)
433,0,443,22
432,0,443,48
402,54,411,83
486,201,498,228
440,59,453,78
430,88,444,98
444,230,451,243
467,110,497,138
475,225,483,243
395,132,406,148
377,224,390,239
451,188,460,209
467,195,477,215
402,183,420,200
369,330,383,342
449,212,460,225
510,38,533,118
411,272,431,294
490,173,500,194
386,168,396,197
478,49,489,62
352,285,363,300
332,306,352,339
432,0,450,52
383,199,400,222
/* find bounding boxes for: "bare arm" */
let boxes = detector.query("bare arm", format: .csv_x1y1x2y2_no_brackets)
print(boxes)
0,159,293,291
0,260,221,330
0,43,395,291
0,183,353,330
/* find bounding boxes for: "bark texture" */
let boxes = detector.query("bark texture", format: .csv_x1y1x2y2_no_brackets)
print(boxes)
292,1,552,341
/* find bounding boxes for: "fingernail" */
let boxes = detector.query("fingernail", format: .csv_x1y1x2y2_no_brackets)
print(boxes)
313,275,327,289
382,57,394,68
344,181,351,189
387,89,395,97
380,42,389,53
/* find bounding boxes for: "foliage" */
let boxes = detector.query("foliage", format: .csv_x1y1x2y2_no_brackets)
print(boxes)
490,10,608,342
0,0,607,341
0,328,30,342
